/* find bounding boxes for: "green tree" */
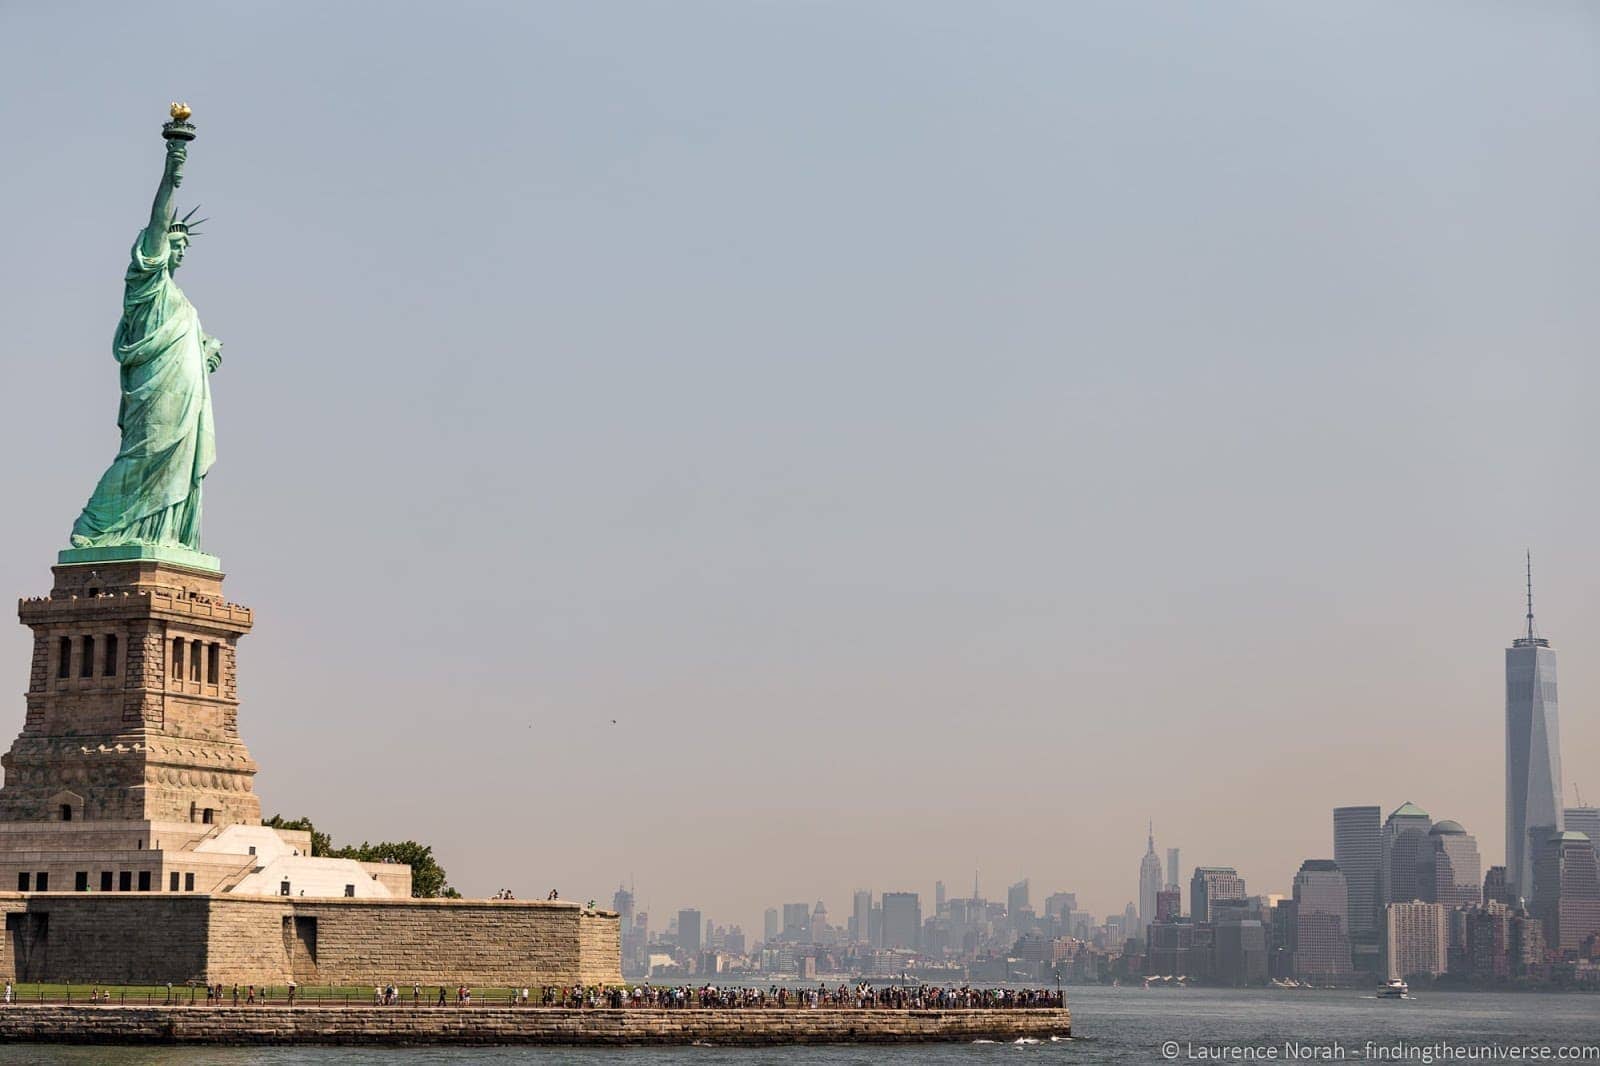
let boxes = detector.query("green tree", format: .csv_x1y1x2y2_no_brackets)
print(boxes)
264,815,458,898
334,840,456,899
263,814,333,857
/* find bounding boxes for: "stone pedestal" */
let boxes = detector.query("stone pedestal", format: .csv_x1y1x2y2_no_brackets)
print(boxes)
0,559,259,826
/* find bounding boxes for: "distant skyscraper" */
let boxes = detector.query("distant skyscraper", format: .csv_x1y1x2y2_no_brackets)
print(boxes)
1007,879,1030,916
853,890,872,944
1531,830,1600,953
1420,820,1482,908
1044,891,1076,936
881,892,921,950
1147,919,1195,977
1191,867,1245,923
811,900,830,944
1045,891,1077,916
612,884,635,927
782,901,811,943
1380,801,1432,907
763,907,779,943
1506,556,1564,900
1291,860,1352,977
935,881,947,912
1482,866,1512,907
1463,901,1515,981
1564,806,1600,859
1139,823,1163,939
1214,918,1268,986
1155,888,1182,923
1385,902,1448,981
613,884,638,973
1166,848,1181,891
678,908,702,954
1333,806,1381,950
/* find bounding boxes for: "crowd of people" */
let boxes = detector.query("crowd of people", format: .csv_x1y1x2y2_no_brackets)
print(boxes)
537,983,1064,1010
205,983,269,1006
0,979,1062,1010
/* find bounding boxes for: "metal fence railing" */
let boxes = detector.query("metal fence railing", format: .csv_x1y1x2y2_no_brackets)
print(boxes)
0,984,1066,1011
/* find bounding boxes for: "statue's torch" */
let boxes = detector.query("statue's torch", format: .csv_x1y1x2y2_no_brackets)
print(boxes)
163,102,196,142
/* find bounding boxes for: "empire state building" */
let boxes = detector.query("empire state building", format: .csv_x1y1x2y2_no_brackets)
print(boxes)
1505,555,1564,900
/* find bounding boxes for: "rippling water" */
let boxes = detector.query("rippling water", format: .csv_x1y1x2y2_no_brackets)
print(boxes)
7,988,1598,1064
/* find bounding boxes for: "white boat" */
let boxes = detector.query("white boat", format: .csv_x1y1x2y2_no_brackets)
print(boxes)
1376,979,1409,999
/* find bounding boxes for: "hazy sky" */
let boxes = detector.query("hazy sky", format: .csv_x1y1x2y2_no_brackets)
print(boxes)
2,2,1597,934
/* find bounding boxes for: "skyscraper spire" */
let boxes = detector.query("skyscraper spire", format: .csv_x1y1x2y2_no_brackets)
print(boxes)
1148,820,1155,853
1526,550,1535,641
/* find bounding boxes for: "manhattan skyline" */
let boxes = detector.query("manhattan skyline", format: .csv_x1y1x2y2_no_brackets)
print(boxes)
1,2,1597,936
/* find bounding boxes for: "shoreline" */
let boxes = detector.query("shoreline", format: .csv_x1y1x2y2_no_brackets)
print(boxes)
0,1004,1072,1046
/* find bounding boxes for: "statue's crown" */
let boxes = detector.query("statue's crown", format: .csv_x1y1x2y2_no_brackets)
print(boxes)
167,205,207,238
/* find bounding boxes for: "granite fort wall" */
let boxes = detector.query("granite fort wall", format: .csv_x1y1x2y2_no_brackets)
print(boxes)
0,1006,1071,1045
0,889,212,979
0,894,211,983
224,897,624,987
0,894,620,987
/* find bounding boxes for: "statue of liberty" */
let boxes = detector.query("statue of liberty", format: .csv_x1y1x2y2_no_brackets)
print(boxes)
70,105,224,559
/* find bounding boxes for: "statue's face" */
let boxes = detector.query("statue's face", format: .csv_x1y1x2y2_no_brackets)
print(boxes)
169,235,189,270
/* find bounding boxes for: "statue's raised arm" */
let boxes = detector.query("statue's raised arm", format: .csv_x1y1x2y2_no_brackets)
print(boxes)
141,139,187,258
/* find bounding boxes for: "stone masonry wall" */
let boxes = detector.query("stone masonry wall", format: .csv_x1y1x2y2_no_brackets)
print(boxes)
578,909,622,984
0,1005,1072,1045
0,894,211,984
257,898,623,987
205,895,291,983
0,894,621,987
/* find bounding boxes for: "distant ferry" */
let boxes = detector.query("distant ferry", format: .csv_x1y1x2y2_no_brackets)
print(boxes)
1377,979,1409,1000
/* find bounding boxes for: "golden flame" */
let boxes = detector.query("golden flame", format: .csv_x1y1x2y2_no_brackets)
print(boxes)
169,102,192,122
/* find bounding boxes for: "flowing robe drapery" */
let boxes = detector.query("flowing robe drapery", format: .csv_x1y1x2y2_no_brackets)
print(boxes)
70,230,216,549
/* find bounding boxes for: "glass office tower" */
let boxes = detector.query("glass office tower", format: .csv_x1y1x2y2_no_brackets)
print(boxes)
1506,561,1563,901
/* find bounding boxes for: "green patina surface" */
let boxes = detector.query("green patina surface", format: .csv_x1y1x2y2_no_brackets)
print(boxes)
58,544,221,574
69,119,223,567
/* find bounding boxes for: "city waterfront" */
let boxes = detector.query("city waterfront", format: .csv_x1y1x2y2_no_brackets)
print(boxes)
3,988,1597,1063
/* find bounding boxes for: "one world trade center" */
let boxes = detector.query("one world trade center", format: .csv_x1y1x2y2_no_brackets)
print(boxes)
1505,554,1564,901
